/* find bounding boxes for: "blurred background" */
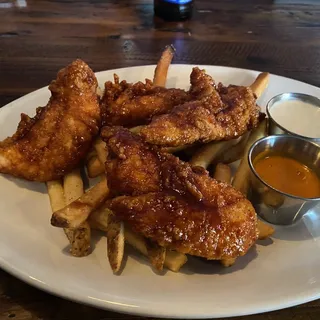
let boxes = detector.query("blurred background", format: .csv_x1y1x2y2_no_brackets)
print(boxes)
1,0,320,106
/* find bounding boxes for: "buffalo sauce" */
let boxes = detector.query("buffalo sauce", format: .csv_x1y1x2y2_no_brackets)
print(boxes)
254,154,320,198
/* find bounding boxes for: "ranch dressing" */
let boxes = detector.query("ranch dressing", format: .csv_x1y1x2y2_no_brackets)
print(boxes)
270,100,320,138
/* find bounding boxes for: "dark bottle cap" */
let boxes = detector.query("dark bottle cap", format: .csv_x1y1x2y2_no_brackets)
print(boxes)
154,0,193,21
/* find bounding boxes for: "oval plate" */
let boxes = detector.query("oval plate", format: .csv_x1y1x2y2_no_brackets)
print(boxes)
1,65,320,319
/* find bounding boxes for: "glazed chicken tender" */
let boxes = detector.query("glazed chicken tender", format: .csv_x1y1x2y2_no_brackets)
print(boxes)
102,127,258,260
0,59,100,181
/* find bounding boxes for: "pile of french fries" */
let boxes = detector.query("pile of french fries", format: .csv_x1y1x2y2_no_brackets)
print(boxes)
47,46,274,274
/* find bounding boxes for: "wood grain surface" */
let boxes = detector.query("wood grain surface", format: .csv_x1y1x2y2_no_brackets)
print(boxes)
1,0,320,319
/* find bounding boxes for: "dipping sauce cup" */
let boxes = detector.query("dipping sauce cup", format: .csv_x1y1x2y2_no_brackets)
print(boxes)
248,135,320,225
267,93,320,144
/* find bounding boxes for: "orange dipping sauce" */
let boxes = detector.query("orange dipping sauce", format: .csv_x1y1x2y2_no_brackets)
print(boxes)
254,155,320,198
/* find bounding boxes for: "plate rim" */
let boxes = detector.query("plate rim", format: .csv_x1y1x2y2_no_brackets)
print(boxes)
2,255,320,319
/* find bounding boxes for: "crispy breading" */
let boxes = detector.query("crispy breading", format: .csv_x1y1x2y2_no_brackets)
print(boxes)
100,75,190,127
102,126,161,196
100,67,214,127
140,79,261,147
0,59,100,181
101,127,258,260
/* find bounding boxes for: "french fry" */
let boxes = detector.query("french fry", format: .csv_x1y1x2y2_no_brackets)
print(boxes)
64,223,91,257
87,156,105,178
262,190,285,208
213,163,232,184
85,146,104,178
123,226,148,255
88,205,111,232
145,240,166,271
216,133,249,164
232,119,267,195
164,250,188,273
63,169,91,257
190,139,240,169
51,177,109,229
89,205,129,272
106,214,125,273
220,258,236,267
93,138,107,165
250,72,270,98
153,44,175,87
257,219,275,240
47,179,91,257
89,210,188,272
125,227,188,273
46,180,65,212
63,169,84,204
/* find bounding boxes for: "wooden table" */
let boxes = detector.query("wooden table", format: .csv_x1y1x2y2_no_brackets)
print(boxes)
1,1,320,319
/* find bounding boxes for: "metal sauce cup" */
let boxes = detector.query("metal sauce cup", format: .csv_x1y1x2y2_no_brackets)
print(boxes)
267,93,320,145
248,135,320,225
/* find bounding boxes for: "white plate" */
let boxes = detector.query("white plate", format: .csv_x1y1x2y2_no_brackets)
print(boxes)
1,65,320,319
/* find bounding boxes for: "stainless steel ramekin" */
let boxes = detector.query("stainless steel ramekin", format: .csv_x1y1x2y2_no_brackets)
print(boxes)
266,92,320,144
248,135,320,225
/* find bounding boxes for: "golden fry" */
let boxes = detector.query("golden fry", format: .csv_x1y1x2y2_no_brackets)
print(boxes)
88,205,111,232
106,215,125,273
190,139,240,169
250,72,270,99
146,240,166,271
123,226,148,255
46,180,65,212
51,177,109,229
216,133,249,164
164,250,188,272
220,258,236,267
125,227,188,273
89,210,188,272
262,190,285,208
257,219,275,240
63,168,91,257
63,169,84,204
153,44,175,87
64,222,91,257
232,119,267,195
213,163,232,184
94,138,108,165
86,156,105,178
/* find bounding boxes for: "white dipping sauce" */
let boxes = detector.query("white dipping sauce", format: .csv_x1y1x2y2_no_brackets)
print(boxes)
270,99,320,138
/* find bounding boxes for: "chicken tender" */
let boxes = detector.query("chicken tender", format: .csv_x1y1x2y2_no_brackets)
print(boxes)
100,67,215,127
140,80,261,147
102,127,258,260
0,59,100,181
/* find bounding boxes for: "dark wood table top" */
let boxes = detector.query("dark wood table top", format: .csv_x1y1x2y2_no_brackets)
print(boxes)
1,1,320,319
